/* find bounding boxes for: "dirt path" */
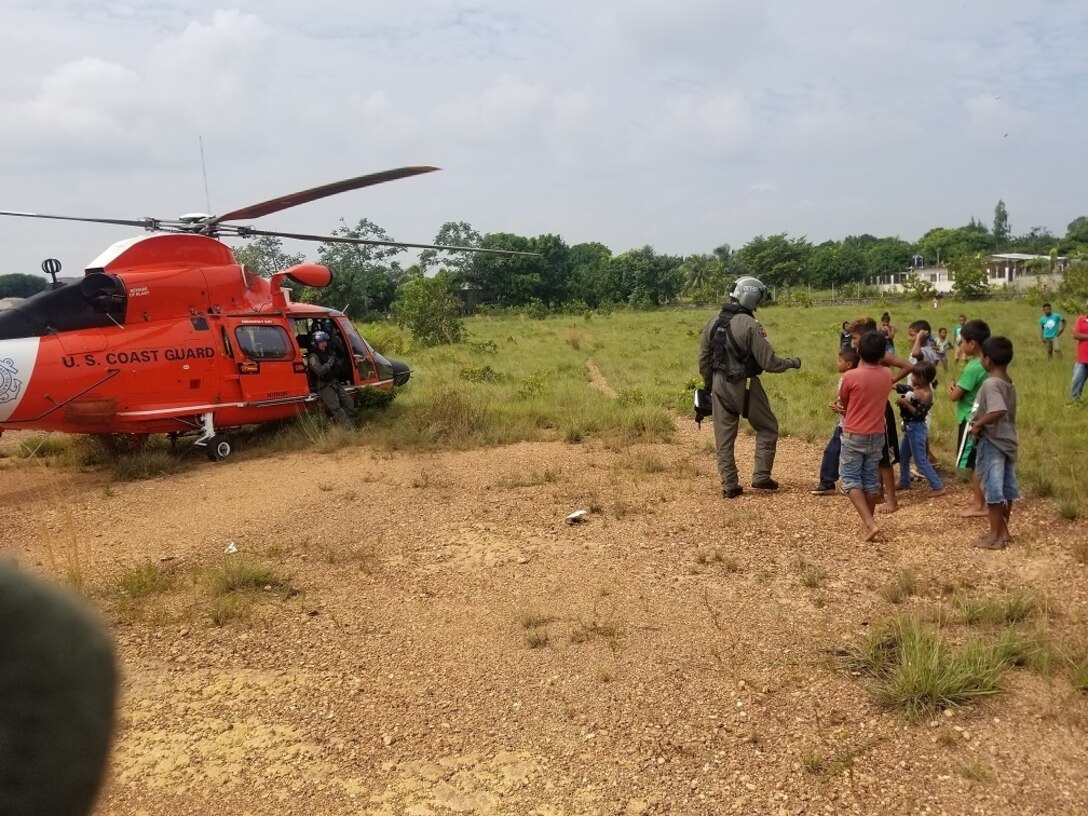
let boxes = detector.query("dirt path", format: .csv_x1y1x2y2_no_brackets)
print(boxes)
1,427,1086,815
585,359,616,398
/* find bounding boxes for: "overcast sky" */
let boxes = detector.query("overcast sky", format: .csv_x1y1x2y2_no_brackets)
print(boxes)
2,1,1086,277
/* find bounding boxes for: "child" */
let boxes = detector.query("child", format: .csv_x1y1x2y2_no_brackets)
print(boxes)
906,319,940,468
896,360,945,495
848,316,912,514
933,327,952,373
969,336,1018,549
811,346,859,495
948,319,991,517
838,331,895,541
952,314,967,364
907,320,939,367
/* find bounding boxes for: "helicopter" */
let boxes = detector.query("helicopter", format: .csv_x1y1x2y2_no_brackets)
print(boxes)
0,166,532,460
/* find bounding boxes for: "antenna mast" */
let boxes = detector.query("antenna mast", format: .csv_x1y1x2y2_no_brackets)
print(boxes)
199,136,212,214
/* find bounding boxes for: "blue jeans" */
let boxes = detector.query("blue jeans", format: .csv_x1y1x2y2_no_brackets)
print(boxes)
840,431,883,495
976,437,1019,505
899,421,943,490
1072,362,1088,399
818,425,843,489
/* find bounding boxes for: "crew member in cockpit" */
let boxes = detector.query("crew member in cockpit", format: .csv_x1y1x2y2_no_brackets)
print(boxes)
307,331,354,428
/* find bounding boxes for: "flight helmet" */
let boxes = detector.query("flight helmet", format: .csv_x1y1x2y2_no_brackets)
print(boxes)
729,276,769,311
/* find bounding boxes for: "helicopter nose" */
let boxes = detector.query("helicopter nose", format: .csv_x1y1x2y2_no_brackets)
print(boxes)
389,358,411,387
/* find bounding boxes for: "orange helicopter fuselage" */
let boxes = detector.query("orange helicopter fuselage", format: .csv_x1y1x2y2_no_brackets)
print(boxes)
0,234,401,437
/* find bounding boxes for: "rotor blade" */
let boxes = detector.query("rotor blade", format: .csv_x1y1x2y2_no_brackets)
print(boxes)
240,227,541,257
0,210,154,229
211,166,441,225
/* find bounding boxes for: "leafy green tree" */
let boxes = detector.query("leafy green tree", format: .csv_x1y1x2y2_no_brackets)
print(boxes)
568,242,613,307
466,233,541,306
231,236,305,277
608,246,683,307
1059,217,1088,256
0,273,48,299
1056,260,1088,314
312,219,403,315
947,255,991,300
807,241,867,288
738,233,813,292
863,237,914,276
916,226,993,265
463,233,573,307
1008,226,1056,255
392,270,464,345
418,221,482,280
992,200,1010,247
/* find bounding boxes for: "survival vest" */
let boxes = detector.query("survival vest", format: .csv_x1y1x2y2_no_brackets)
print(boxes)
710,305,764,382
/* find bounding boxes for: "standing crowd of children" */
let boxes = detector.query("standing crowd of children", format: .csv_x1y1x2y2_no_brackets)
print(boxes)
813,312,1018,549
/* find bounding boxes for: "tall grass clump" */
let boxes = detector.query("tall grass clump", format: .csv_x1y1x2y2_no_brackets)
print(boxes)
109,561,176,599
847,615,1016,719
15,434,72,459
210,556,288,596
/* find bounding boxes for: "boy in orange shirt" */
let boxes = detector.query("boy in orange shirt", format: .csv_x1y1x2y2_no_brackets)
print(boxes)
837,331,895,541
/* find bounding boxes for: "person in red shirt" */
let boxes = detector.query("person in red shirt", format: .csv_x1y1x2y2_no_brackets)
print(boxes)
1071,312,1088,400
837,331,894,541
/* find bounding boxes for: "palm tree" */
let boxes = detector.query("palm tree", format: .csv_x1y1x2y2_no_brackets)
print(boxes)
679,254,718,301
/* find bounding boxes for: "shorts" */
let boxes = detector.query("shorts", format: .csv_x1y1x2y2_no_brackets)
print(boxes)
1043,337,1059,353
956,420,977,469
880,402,900,467
976,437,1019,505
840,431,884,495
935,351,947,361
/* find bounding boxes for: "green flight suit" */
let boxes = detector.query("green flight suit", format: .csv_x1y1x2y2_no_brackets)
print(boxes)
698,309,799,492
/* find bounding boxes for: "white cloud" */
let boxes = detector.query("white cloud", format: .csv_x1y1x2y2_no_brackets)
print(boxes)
1,0,1087,273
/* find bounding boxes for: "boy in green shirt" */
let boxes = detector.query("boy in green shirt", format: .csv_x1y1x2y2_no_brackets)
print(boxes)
948,319,990,516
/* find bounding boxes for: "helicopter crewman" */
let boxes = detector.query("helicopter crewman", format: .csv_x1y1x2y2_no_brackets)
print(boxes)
698,276,801,499
307,331,354,428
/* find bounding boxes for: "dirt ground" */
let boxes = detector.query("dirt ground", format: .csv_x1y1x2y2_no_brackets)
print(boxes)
1,423,1086,816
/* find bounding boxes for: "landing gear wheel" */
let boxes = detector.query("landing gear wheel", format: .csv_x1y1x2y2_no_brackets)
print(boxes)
205,435,232,462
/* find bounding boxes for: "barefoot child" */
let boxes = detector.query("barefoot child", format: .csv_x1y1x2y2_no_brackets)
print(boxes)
810,346,859,495
948,319,991,517
848,317,913,514
969,336,1018,549
896,360,945,496
838,331,894,540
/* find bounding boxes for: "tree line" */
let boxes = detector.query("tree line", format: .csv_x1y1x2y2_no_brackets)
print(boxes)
224,201,1087,314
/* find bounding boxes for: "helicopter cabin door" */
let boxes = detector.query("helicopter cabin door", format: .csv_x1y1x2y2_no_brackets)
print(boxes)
336,318,381,386
227,319,309,407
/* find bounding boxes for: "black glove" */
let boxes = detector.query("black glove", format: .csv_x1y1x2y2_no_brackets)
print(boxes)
694,387,713,427
789,357,802,369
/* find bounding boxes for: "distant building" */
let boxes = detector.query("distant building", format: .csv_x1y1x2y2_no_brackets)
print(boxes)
868,253,1068,295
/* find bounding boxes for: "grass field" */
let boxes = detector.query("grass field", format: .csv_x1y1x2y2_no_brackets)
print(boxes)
360,300,1087,517
4,301,1082,517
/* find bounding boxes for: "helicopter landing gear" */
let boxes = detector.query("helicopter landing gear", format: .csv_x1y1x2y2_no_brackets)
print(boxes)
204,435,232,462
194,412,232,462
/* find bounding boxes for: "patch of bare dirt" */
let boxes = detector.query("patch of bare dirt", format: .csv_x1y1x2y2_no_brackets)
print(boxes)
2,426,1087,815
